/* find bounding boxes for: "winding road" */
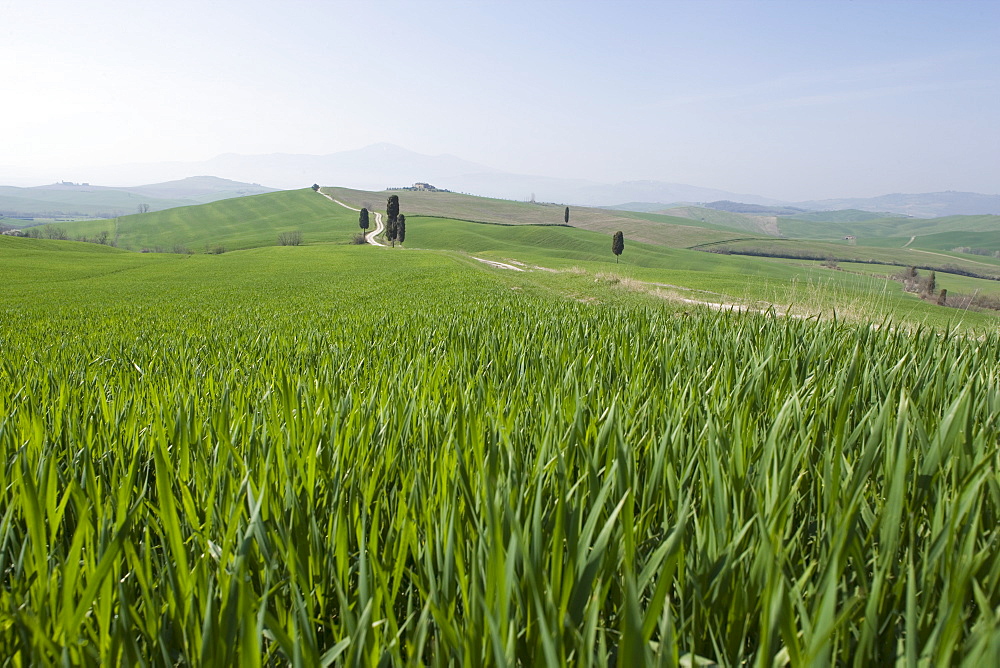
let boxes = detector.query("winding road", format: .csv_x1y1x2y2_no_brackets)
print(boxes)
317,190,385,246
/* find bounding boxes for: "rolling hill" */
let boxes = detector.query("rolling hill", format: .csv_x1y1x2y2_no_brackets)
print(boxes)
656,206,781,236
320,186,743,248
776,213,1000,246
40,189,358,252
28,184,1000,326
0,176,277,221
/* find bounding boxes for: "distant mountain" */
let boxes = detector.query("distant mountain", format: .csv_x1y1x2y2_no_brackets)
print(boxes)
0,177,276,220
611,192,1000,219
62,144,500,193
124,175,275,201
35,144,785,207
792,192,1000,218
703,201,809,216
7,144,997,217
578,182,783,208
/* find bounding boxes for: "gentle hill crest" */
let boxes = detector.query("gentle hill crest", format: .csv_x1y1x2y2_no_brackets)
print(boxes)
29,142,998,217
0,177,277,221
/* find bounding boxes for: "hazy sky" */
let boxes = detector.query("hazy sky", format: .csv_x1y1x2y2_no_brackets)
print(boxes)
2,0,997,199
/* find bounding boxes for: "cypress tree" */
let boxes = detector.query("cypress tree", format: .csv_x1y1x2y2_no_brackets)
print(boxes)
386,218,397,247
612,231,624,264
397,214,406,245
359,208,370,234
386,195,400,247
564,207,570,224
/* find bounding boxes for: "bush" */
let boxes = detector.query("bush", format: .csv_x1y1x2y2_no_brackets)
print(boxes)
351,233,368,245
277,231,303,246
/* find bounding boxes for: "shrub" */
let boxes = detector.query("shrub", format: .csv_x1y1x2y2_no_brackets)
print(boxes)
277,231,303,246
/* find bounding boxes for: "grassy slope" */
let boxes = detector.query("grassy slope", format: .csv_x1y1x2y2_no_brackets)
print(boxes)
3,236,1000,665
657,206,781,235
20,186,997,326
0,234,182,283
781,209,907,224
902,229,1000,252
402,216,997,328
47,189,359,251
699,237,1000,280
833,260,1000,296
778,213,1000,245
323,186,743,248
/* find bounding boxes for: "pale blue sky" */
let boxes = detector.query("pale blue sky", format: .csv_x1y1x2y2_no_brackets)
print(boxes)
1,0,997,199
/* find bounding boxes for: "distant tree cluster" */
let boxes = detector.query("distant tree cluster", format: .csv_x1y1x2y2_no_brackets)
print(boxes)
277,230,303,246
953,246,1000,259
899,267,944,303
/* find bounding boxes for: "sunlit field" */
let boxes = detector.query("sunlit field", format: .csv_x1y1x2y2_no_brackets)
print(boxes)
1,240,999,665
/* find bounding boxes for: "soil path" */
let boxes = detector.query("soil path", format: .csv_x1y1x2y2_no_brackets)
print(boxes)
903,235,916,247
472,257,525,271
317,190,386,246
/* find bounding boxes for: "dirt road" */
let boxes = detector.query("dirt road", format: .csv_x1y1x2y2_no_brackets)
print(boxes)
317,190,385,246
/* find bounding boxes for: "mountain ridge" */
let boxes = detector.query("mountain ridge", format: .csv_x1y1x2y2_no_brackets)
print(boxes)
0,177,277,220
2,144,997,218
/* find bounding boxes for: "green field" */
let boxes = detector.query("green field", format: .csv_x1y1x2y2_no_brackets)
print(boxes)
779,209,907,224
3,235,1000,665
696,237,1000,280
776,213,1000,248
657,206,781,236
43,189,358,252
372,215,996,328
31,186,1000,327
323,187,741,248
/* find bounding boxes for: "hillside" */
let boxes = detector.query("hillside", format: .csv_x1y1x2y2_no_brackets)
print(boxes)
31,185,1000,324
45,189,356,252
0,176,277,221
780,209,908,224
321,186,744,248
777,213,1000,247
657,206,781,236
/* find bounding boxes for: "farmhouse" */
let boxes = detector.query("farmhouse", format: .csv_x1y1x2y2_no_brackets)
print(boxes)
387,182,450,193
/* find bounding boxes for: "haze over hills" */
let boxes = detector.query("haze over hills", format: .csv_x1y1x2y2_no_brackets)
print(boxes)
3,143,997,218
0,176,277,220
794,192,1000,219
